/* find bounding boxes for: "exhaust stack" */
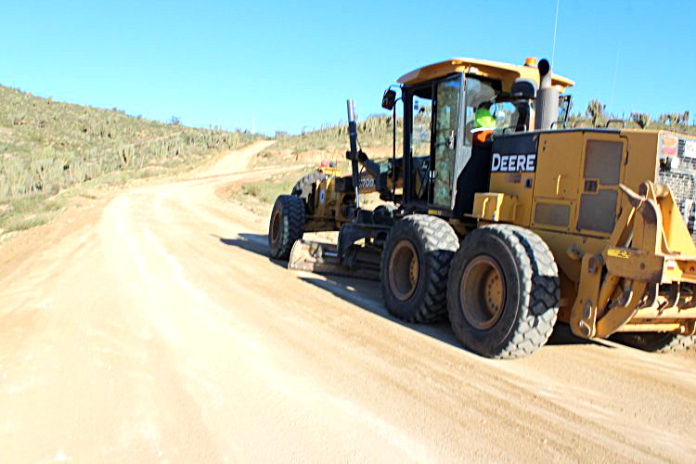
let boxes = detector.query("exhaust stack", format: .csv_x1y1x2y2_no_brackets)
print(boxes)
534,59,560,130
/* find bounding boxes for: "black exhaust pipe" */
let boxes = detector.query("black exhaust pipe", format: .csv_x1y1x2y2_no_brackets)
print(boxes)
534,59,560,131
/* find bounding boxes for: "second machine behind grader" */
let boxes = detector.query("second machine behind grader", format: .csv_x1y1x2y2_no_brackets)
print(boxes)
268,56,696,358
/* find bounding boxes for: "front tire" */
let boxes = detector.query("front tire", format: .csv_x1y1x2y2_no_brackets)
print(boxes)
292,171,326,215
447,225,559,359
268,195,305,259
381,215,458,323
291,171,327,197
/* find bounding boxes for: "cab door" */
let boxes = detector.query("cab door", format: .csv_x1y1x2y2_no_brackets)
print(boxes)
431,74,463,208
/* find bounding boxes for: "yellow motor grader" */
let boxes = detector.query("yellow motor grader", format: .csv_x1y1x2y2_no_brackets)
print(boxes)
268,56,696,358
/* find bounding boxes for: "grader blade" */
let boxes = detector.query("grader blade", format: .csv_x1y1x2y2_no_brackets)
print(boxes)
287,240,380,280
288,240,340,273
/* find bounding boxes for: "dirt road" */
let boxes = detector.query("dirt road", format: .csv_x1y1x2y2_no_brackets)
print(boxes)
1,141,695,463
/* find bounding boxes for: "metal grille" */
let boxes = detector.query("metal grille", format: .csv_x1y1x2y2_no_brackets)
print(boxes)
585,140,622,185
658,139,696,242
578,190,618,233
534,202,570,227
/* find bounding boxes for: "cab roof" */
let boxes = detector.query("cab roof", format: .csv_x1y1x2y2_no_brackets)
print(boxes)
397,57,575,92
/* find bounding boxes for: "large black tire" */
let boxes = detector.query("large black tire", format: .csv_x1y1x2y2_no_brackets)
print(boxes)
268,195,305,260
373,204,398,226
381,215,458,323
291,171,326,196
447,225,560,359
292,171,326,214
611,332,696,353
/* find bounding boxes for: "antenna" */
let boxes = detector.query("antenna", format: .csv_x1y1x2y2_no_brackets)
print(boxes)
609,41,622,112
551,0,560,68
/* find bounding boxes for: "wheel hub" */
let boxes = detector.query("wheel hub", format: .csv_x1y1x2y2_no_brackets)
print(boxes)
460,255,506,330
270,209,281,243
389,240,419,301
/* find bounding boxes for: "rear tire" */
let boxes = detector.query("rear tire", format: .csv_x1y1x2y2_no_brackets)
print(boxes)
268,195,305,259
611,332,696,353
381,215,458,323
291,171,326,197
292,171,326,214
447,225,559,359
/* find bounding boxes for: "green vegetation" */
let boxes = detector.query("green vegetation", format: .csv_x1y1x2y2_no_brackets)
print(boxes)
236,115,399,212
0,194,64,232
240,174,297,205
232,168,309,215
0,85,262,233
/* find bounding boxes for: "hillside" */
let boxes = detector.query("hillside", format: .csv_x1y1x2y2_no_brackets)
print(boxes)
0,85,261,233
255,115,400,167
232,115,401,215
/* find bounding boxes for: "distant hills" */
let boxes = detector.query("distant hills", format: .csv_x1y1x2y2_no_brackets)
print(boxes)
0,85,261,233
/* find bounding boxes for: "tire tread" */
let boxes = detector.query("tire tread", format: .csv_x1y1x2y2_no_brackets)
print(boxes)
381,215,458,323
268,195,305,259
449,224,560,359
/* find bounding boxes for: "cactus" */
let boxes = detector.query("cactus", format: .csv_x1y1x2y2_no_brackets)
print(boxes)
586,100,605,127
0,84,262,232
631,113,651,129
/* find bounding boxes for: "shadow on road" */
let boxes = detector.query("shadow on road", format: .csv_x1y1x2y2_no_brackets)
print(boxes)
298,274,464,349
218,232,604,353
298,274,603,352
214,233,287,269
546,324,604,347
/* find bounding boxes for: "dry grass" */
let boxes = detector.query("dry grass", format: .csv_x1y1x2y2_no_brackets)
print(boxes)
231,167,310,216
0,85,262,233
231,115,398,214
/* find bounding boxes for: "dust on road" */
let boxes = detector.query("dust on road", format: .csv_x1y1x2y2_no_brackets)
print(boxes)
1,141,694,463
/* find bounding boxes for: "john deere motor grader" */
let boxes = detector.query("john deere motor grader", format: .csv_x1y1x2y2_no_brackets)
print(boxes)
268,56,696,358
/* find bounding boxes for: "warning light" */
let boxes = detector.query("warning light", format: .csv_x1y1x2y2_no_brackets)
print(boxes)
524,57,538,67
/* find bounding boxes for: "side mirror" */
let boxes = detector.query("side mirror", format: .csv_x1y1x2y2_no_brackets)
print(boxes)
511,79,537,99
381,89,396,110
558,94,572,124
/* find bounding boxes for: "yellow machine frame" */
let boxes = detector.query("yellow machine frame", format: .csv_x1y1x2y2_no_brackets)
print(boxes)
470,129,696,339
283,55,696,347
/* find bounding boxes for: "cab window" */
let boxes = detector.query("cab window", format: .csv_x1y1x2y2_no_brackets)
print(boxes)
489,101,521,131
412,89,432,156
463,76,522,144
409,85,433,202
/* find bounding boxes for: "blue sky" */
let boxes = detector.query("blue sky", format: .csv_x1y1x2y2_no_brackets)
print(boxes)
1,0,694,135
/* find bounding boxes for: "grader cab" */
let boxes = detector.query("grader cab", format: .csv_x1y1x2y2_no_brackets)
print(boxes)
268,56,696,358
